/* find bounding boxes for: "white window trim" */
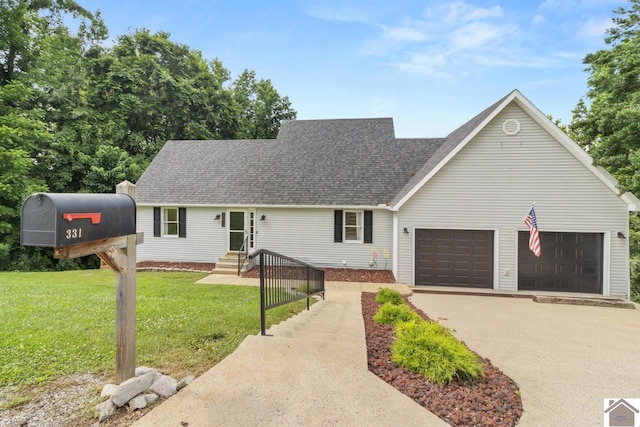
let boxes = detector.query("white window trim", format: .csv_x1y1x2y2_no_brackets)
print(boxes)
343,210,363,243
162,207,179,238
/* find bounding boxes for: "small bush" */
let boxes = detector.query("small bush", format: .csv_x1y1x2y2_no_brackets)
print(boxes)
375,288,405,305
295,283,311,293
392,320,485,384
373,302,422,325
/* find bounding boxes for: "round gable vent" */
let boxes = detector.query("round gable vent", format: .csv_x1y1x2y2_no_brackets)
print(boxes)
502,119,521,136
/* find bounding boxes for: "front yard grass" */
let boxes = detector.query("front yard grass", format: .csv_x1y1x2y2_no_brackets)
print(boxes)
0,269,310,407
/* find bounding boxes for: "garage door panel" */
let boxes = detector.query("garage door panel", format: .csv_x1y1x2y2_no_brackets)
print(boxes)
415,229,493,288
518,231,602,293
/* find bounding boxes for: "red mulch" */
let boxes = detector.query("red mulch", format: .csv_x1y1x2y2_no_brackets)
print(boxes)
244,266,396,283
362,292,522,426
136,261,216,271
137,262,395,283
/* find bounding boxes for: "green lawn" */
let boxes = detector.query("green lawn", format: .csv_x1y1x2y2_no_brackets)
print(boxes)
0,269,310,390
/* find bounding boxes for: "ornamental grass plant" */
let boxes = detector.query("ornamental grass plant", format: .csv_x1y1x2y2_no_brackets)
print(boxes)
392,320,485,384
373,302,422,325
374,287,405,305
373,288,485,385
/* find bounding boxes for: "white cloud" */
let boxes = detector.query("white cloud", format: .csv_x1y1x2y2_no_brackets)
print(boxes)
449,21,516,51
392,50,449,77
381,23,429,42
309,0,602,79
445,2,504,23
578,18,612,37
303,3,376,24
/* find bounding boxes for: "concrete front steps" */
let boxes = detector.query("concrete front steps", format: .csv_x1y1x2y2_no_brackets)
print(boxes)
214,252,251,275
264,295,359,343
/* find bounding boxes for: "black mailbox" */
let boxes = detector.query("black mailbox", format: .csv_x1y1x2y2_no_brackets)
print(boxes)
21,193,136,247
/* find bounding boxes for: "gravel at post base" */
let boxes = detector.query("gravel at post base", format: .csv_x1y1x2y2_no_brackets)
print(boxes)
361,292,522,426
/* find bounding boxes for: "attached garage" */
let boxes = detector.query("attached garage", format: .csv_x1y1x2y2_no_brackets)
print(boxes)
415,229,494,288
518,232,603,293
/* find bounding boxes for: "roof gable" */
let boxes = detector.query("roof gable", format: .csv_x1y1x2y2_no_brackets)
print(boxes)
390,90,635,211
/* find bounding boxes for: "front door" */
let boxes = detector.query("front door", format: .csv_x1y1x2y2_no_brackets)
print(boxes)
229,211,246,251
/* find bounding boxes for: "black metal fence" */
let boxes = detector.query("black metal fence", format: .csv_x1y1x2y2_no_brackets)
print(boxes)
249,249,325,335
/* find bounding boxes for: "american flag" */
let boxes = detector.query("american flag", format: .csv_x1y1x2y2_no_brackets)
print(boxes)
524,206,542,257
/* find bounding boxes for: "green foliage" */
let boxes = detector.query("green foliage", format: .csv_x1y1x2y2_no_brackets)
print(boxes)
0,81,49,267
232,69,297,139
570,1,640,302
392,320,485,385
375,287,405,305
0,4,296,271
0,270,309,388
373,302,421,325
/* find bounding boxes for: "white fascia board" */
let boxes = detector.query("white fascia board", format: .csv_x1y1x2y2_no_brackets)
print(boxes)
391,91,520,211
621,192,640,211
136,202,389,210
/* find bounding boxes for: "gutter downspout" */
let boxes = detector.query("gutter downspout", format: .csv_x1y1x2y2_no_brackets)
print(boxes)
392,210,399,280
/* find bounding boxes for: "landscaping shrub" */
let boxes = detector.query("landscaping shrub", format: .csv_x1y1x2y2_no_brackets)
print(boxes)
392,320,485,385
375,287,405,305
373,302,422,325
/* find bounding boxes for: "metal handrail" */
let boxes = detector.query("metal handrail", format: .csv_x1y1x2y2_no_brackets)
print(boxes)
249,249,325,335
237,236,249,276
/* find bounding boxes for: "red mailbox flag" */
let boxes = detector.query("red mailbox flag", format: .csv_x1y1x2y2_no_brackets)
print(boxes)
62,213,102,224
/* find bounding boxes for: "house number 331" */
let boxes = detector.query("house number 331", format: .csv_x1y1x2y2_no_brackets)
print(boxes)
66,228,83,239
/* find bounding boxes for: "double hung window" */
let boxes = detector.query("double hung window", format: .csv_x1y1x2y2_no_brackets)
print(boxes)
334,209,373,244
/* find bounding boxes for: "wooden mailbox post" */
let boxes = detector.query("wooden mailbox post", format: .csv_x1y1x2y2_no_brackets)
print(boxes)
21,181,141,383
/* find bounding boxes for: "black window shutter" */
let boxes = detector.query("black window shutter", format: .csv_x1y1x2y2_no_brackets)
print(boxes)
178,208,187,238
334,210,343,242
364,210,373,243
221,212,225,228
153,207,161,237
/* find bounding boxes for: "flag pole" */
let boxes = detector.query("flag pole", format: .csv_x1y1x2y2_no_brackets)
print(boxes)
518,201,536,227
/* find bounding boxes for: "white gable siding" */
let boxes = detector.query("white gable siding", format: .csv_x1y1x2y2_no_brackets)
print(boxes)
253,207,394,269
397,103,630,296
137,206,225,263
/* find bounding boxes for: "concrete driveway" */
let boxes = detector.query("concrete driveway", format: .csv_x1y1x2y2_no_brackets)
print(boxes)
409,293,640,427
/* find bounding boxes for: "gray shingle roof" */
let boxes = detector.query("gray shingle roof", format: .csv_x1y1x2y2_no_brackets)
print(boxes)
136,92,516,207
136,118,446,206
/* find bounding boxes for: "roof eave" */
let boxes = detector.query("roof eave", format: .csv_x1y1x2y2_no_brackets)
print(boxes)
390,90,521,211
136,202,390,210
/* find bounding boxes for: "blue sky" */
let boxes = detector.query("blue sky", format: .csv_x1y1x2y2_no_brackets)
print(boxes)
76,0,621,137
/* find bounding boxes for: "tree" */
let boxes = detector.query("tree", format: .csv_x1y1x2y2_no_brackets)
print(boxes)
0,6,297,271
571,0,640,195
232,70,297,139
0,81,49,268
86,30,239,161
0,0,99,85
570,0,640,301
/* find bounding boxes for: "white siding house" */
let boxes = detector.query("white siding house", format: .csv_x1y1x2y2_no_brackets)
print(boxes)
135,90,639,298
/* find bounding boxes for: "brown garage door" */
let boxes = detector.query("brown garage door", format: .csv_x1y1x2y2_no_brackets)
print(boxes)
518,232,603,293
415,229,494,288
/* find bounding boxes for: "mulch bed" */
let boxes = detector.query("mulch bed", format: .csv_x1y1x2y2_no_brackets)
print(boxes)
362,292,522,426
244,266,396,283
137,262,396,284
136,261,216,272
